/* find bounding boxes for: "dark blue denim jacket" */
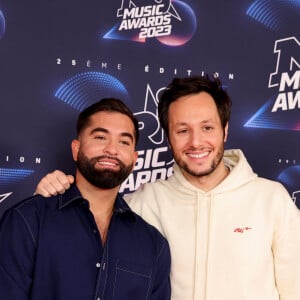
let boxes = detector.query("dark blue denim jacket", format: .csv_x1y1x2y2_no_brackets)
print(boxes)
0,185,171,299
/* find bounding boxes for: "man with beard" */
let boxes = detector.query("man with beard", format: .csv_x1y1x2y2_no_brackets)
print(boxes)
35,75,300,299
0,98,171,300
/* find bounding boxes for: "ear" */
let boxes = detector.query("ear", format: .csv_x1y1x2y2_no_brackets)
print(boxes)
224,122,229,142
132,151,138,171
71,139,80,161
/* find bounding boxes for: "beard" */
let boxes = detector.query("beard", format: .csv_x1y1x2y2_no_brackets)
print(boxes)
173,144,225,178
76,151,133,189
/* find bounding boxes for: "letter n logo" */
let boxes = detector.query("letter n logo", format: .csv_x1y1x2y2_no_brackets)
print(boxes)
269,36,300,88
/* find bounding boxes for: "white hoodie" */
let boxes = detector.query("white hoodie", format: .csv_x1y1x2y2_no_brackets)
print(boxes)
125,149,300,300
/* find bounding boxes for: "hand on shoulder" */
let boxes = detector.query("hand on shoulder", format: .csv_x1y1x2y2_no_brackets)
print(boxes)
34,170,74,197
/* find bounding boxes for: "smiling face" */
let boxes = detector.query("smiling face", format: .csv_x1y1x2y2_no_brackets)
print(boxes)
168,91,228,187
71,111,138,189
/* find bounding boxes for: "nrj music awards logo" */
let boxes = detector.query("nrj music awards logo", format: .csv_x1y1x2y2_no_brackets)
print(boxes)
103,0,197,46
269,37,300,114
244,36,300,131
0,9,5,40
121,83,174,193
243,36,300,207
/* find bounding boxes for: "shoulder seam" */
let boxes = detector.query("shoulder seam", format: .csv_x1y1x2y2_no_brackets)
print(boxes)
15,208,37,246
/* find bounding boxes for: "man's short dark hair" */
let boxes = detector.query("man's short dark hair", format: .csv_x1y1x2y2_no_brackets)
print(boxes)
76,98,139,144
158,74,232,139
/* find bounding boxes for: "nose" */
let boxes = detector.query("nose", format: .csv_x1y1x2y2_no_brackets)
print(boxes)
189,129,204,148
103,139,118,155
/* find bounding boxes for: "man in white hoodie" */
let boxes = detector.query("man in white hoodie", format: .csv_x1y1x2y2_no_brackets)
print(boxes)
35,75,300,300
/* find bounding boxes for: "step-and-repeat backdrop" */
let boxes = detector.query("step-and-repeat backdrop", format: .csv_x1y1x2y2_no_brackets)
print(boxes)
0,0,299,218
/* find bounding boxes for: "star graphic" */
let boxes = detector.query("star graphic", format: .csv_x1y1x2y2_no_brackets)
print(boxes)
0,192,12,203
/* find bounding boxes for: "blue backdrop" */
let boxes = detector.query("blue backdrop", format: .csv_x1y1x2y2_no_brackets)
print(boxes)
0,0,299,218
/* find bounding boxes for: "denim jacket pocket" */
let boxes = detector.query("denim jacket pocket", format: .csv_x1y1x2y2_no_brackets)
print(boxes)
113,261,152,300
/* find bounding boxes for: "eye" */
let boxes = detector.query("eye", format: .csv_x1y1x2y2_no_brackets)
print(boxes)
119,138,133,146
203,126,213,132
95,135,106,140
177,128,188,135
120,140,130,145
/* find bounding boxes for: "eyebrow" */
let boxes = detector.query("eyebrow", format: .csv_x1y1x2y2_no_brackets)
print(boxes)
91,127,134,142
174,119,213,126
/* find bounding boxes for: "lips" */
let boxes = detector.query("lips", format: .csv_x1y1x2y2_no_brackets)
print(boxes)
98,160,118,166
186,151,210,159
95,157,120,168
